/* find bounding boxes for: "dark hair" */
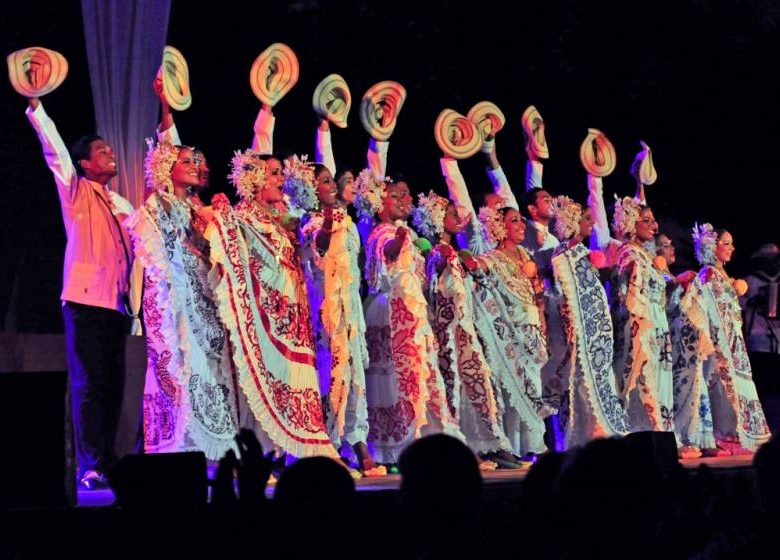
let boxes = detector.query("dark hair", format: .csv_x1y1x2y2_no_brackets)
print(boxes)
70,134,103,176
386,172,408,185
312,163,330,180
519,187,545,220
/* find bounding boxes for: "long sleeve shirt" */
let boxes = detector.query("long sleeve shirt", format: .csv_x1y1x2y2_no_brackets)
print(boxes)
27,102,134,313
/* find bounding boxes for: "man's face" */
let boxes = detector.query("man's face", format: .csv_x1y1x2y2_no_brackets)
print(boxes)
82,139,117,180
656,234,676,265
531,190,553,221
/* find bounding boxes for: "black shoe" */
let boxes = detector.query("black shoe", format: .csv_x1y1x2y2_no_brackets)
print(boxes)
484,450,524,470
80,470,109,490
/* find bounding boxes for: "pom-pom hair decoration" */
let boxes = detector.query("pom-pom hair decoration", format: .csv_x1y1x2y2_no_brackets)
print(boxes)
228,149,266,200
282,154,318,212
478,204,508,246
411,190,449,240
612,195,643,239
589,250,607,269
353,169,386,219
550,195,582,241
692,222,719,266
144,138,179,194
653,255,668,271
732,278,748,297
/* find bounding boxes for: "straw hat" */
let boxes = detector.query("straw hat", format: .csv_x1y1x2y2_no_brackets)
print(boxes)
580,128,616,177
359,81,406,141
7,46,68,98
250,43,299,106
158,45,191,111
312,74,351,128
434,109,481,159
521,105,549,160
630,140,657,185
467,101,506,139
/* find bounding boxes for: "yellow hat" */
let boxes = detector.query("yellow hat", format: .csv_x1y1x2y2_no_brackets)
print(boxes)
359,81,406,141
312,74,351,128
158,45,191,111
521,105,549,160
580,128,616,177
250,43,299,107
467,101,506,139
630,140,657,185
7,46,68,98
434,109,481,159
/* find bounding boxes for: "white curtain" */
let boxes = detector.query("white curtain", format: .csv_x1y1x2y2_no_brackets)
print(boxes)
81,0,171,208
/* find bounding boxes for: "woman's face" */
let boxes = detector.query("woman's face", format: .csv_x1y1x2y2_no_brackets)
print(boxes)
577,206,593,239
170,147,198,189
503,208,526,244
716,230,735,264
382,181,412,221
634,207,658,242
315,167,338,207
338,170,356,204
257,158,283,204
443,203,464,235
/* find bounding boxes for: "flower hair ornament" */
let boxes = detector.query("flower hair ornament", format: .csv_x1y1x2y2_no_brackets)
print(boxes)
411,190,449,240
550,195,582,241
144,138,179,194
353,168,386,220
283,154,318,212
692,222,718,266
612,195,643,239
478,204,508,246
228,149,266,200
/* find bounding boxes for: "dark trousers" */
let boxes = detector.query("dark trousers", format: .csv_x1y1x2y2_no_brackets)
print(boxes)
62,302,130,476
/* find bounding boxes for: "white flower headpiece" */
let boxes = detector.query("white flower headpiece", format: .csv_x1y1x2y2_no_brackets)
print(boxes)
228,149,266,200
550,195,582,241
144,138,179,194
692,222,718,265
612,195,643,239
354,168,386,219
478,204,508,246
411,190,449,240
283,154,318,212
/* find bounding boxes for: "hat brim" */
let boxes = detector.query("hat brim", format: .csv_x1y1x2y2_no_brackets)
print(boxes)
467,101,505,139
312,73,351,128
250,43,299,107
521,105,549,160
161,45,191,111
435,109,482,160
359,81,407,141
7,47,68,98
580,128,616,177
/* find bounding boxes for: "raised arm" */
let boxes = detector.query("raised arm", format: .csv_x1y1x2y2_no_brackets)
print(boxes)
367,138,389,180
315,118,336,175
441,156,491,255
251,103,275,154
154,76,181,145
482,136,519,210
26,98,78,206
587,174,613,251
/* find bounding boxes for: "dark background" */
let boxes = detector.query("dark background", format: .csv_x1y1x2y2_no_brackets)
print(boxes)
2,0,779,332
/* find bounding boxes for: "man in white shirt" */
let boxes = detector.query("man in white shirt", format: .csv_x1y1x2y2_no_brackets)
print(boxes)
26,97,135,490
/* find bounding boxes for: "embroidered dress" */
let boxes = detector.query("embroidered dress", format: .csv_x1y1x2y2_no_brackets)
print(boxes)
204,194,337,458
126,192,242,460
693,267,771,452
551,242,629,447
299,208,370,448
363,222,461,463
669,279,717,449
426,244,513,454
613,242,674,432
471,248,555,456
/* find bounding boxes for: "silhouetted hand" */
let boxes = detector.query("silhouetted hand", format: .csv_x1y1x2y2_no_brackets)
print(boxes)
212,448,239,505
234,428,276,503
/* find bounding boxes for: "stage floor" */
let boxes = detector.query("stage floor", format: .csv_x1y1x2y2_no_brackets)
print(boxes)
76,455,754,508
